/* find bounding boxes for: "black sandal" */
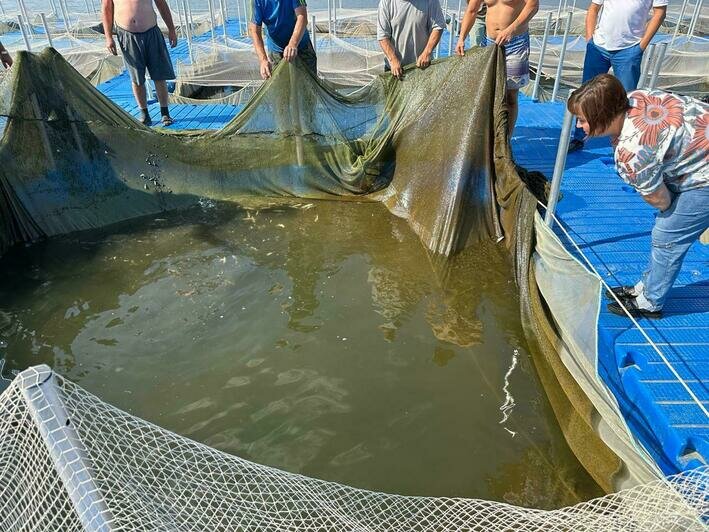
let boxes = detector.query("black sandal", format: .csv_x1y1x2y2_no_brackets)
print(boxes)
161,115,174,126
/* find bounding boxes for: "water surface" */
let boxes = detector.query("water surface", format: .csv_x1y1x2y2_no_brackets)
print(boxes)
0,199,601,507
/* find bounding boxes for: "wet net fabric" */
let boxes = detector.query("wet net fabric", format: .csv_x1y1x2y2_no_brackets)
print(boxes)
0,45,532,258
0,365,707,532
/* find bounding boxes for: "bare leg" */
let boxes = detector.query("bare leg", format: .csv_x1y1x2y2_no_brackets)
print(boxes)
506,88,519,137
154,80,169,108
154,80,173,125
132,82,148,109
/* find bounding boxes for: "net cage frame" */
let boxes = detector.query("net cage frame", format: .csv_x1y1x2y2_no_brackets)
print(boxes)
0,364,707,532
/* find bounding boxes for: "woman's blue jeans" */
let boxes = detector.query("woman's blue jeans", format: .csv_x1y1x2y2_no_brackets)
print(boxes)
634,187,709,311
573,40,644,141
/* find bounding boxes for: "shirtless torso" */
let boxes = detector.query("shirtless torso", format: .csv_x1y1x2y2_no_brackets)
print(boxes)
113,0,158,32
483,0,529,39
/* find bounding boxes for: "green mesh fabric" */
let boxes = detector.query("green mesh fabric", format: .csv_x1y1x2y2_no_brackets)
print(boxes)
0,46,539,258
0,47,628,492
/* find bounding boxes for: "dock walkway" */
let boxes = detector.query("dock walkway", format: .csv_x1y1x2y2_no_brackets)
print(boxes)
514,95,708,475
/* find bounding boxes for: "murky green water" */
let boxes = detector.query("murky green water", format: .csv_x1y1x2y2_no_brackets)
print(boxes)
0,199,601,507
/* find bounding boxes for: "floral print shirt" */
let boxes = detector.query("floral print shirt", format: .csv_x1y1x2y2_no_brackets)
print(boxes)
614,90,709,195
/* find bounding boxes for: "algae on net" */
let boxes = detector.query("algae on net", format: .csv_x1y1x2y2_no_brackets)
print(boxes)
0,199,601,508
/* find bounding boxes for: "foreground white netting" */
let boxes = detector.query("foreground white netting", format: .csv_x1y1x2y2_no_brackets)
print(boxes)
1,365,707,531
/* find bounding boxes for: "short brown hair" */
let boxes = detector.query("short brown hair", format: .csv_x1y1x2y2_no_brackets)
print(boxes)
567,74,631,135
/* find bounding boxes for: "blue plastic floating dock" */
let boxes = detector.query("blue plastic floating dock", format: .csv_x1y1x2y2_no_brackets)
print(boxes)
514,95,708,475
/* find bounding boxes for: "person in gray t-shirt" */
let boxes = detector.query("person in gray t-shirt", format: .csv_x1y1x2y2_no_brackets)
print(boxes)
377,0,445,79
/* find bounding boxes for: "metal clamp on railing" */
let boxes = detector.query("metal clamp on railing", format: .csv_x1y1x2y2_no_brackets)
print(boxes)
545,90,575,227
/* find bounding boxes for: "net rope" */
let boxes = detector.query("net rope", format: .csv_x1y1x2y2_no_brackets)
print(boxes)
539,203,709,419
0,365,707,532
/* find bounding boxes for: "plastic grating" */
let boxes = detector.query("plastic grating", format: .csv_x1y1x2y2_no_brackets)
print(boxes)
514,95,709,476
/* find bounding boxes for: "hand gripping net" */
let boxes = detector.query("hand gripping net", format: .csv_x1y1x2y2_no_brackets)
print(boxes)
0,365,707,532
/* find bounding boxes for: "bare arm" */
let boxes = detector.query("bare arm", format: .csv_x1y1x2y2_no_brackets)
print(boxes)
640,6,666,50
283,5,308,62
154,0,177,47
495,0,539,45
249,23,273,79
585,2,601,41
417,29,442,68
102,0,117,54
642,182,673,211
378,38,403,78
456,0,484,54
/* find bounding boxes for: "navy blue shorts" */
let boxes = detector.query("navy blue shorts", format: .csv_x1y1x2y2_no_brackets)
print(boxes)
115,24,176,85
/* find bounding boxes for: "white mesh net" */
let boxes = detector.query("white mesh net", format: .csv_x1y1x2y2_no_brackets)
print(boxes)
1,365,707,532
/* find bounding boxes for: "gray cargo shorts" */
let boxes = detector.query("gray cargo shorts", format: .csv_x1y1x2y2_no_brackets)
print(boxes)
115,24,176,86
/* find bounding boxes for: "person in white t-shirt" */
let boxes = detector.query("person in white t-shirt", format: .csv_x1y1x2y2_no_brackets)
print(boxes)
568,0,667,153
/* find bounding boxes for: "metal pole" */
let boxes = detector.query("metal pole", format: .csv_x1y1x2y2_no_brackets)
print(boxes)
671,0,690,45
241,0,248,33
447,15,455,57
219,0,228,44
41,12,53,47
333,0,337,37
186,0,194,29
235,0,242,35
455,0,462,35
638,43,655,89
59,0,71,34
532,11,553,101
18,15,32,50
545,97,575,226
207,0,216,42
83,0,91,14
648,42,668,90
0,0,5,17
18,0,32,36
687,0,703,40
554,0,563,35
551,10,572,102
327,0,332,35
19,365,113,532
182,0,194,62
310,14,316,51
176,0,184,40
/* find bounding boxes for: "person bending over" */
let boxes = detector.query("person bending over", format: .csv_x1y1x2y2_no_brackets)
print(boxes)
0,40,12,68
376,0,445,79
102,0,178,126
568,0,667,153
568,74,708,319
457,0,539,136
249,0,316,79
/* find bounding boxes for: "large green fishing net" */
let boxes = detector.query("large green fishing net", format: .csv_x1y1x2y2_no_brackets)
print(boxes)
0,46,626,490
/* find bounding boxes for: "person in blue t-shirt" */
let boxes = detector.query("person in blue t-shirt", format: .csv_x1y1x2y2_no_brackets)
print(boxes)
249,0,317,79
